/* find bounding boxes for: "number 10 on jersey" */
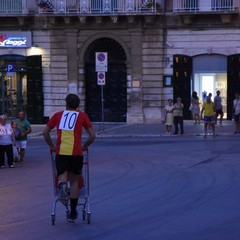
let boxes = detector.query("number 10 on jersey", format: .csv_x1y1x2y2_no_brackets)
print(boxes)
59,110,79,131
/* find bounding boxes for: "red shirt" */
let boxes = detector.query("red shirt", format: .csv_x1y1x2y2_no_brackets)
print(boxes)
47,110,92,156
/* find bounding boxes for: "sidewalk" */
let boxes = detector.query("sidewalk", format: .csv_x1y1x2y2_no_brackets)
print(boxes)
29,120,237,138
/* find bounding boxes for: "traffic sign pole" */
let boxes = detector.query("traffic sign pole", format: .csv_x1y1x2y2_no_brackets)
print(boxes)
9,77,13,118
97,72,105,132
6,64,14,118
96,53,108,132
101,84,104,132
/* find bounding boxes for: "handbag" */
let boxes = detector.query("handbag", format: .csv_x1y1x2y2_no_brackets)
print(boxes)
189,104,193,111
161,109,167,123
233,99,239,115
13,146,20,162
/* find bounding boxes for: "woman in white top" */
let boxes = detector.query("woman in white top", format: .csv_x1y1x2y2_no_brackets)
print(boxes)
165,99,174,135
191,91,200,125
233,93,240,134
0,115,15,168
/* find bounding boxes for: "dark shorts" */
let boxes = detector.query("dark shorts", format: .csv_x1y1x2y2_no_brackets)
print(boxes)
203,116,215,123
215,109,223,116
234,113,240,121
55,155,83,176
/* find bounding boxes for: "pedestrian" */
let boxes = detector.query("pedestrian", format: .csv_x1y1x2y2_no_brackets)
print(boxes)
165,99,174,135
190,91,200,125
173,97,184,135
15,111,32,163
11,120,21,162
0,115,15,168
214,90,223,126
201,96,215,137
233,92,240,134
43,94,96,223
208,93,212,101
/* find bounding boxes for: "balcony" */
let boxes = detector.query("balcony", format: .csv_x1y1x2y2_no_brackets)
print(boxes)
37,0,159,15
0,0,28,14
173,0,237,13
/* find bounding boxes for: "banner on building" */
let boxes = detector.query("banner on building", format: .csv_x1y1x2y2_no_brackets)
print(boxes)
0,31,32,48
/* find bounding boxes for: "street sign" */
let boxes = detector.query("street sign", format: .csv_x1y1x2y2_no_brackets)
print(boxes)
7,64,14,72
6,64,14,77
96,52,108,72
97,72,106,85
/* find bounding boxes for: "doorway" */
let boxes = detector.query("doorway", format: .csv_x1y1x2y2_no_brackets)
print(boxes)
173,54,240,119
0,71,27,118
0,54,43,123
173,54,228,119
193,72,227,117
84,38,127,122
0,55,27,118
192,55,227,117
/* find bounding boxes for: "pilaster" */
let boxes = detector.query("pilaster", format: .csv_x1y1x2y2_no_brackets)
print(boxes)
66,29,78,94
127,28,144,123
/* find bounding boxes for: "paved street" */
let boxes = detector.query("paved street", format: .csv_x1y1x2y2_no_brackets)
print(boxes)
0,124,240,240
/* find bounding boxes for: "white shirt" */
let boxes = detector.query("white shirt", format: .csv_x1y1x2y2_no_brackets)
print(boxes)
214,95,222,110
0,124,13,145
233,98,240,115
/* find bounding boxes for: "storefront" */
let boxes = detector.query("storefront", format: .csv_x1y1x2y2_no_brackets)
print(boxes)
0,31,43,123
173,53,240,120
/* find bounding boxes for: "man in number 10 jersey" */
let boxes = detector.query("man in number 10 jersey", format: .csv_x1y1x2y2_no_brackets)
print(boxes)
43,94,96,222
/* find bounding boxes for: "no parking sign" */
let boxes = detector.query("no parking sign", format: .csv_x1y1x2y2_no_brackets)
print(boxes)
97,72,106,85
96,52,108,72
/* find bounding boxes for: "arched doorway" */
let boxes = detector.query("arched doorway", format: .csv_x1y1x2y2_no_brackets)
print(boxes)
84,38,127,122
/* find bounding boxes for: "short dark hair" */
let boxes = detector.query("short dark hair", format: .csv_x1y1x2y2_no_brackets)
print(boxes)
65,94,80,109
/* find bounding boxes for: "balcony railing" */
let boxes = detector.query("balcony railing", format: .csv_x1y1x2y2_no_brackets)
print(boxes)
173,0,236,12
0,0,27,14
37,0,159,14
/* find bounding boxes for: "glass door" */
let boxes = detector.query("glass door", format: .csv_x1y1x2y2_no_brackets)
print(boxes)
0,71,27,118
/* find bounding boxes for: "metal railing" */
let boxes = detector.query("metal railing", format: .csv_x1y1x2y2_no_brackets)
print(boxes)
37,0,159,14
0,0,27,14
173,0,236,12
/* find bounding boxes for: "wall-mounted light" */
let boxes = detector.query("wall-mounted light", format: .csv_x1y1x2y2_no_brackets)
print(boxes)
165,56,171,67
165,41,174,48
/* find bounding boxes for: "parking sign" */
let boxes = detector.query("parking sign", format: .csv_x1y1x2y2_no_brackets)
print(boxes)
7,64,14,72
7,64,14,77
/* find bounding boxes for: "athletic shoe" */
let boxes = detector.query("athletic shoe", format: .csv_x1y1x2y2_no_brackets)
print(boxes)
68,210,78,223
0,165,5,168
9,165,14,168
57,182,69,205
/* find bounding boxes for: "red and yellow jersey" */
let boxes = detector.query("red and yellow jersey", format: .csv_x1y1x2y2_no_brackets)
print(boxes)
47,110,92,156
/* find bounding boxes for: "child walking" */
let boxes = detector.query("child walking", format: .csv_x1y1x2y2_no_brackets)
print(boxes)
11,120,20,162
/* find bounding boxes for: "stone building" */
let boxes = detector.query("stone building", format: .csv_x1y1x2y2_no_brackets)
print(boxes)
0,0,239,123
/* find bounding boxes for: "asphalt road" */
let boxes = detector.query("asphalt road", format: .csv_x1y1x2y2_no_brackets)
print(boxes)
0,135,240,240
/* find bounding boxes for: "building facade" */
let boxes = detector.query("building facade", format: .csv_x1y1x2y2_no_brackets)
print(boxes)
0,0,239,123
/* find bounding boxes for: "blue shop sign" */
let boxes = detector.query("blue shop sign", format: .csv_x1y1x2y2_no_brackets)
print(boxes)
0,31,32,48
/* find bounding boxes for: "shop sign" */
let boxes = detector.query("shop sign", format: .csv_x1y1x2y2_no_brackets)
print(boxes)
0,31,32,48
